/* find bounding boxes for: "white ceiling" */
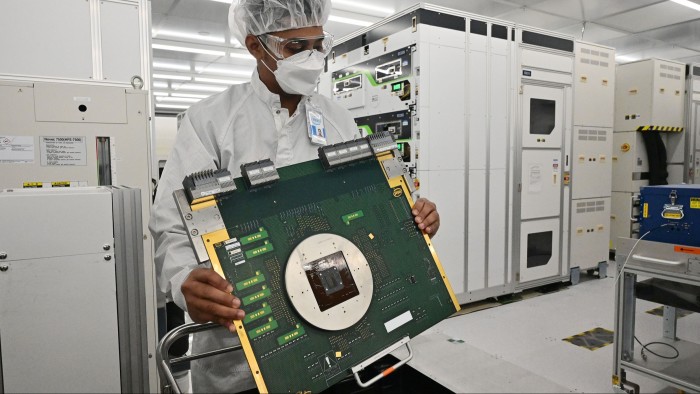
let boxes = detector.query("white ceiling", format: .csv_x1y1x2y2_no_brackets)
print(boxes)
151,0,700,114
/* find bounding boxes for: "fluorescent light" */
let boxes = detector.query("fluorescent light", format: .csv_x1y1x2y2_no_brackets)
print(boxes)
669,0,700,12
195,77,247,85
331,0,393,16
328,15,373,27
195,65,252,77
153,61,191,71
229,52,256,60
209,0,232,3
153,81,169,88
154,29,225,44
616,54,639,63
172,92,209,99
156,103,191,110
153,73,192,81
173,83,228,93
230,38,243,48
153,43,226,57
152,91,169,96
156,96,201,103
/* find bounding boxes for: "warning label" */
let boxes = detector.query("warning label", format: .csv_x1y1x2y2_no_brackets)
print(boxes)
691,197,700,209
0,136,34,163
40,136,87,166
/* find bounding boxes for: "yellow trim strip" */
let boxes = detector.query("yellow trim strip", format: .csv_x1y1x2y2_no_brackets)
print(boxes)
191,198,217,211
375,153,461,312
204,228,269,394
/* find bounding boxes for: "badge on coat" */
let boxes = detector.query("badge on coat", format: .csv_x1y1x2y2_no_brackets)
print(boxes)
306,101,327,146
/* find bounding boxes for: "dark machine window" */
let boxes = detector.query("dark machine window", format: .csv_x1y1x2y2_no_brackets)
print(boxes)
530,98,556,135
527,231,553,268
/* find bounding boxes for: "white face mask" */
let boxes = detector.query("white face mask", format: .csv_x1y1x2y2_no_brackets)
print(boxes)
260,46,325,96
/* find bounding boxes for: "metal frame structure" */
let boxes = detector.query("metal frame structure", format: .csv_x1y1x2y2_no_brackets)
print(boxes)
613,238,700,393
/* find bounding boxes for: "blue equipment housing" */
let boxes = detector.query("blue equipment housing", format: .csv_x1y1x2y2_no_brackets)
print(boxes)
638,184,700,247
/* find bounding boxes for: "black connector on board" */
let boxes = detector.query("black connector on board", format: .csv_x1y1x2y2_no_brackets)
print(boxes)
182,169,236,204
240,159,280,189
318,138,373,169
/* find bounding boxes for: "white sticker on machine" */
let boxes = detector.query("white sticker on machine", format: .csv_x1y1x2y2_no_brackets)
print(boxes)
384,311,413,333
40,136,87,166
0,136,35,164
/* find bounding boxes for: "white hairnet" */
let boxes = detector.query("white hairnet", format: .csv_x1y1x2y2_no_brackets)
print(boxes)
229,0,331,45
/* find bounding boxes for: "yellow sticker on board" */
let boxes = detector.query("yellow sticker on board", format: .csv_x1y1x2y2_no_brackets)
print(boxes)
643,203,648,218
691,197,700,209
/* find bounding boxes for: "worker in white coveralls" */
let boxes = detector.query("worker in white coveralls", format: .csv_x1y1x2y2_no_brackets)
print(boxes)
150,0,441,391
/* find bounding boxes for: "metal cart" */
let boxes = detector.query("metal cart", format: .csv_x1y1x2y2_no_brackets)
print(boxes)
613,238,700,393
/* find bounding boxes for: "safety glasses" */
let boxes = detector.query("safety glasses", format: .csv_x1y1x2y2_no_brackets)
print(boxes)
259,31,334,59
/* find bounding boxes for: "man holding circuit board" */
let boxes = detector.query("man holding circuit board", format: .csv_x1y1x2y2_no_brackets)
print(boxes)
151,0,441,392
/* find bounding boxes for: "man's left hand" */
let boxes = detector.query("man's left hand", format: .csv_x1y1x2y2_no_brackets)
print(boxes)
412,198,440,238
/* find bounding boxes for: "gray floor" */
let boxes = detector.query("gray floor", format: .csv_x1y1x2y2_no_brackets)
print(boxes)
396,272,700,393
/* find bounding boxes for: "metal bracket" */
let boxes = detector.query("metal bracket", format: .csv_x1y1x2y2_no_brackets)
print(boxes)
351,336,413,388
173,189,226,264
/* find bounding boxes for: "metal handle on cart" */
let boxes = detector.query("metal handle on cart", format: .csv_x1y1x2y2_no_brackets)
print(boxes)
157,322,243,394
350,336,413,388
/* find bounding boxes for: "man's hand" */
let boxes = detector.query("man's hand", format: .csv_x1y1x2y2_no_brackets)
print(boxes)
412,197,440,238
181,267,244,334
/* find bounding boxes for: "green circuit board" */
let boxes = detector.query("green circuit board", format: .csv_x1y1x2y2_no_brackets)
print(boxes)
211,156,458,393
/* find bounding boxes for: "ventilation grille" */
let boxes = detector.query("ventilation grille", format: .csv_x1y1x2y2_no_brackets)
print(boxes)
578,129,607,141
579,47,611,68
576,199,606,214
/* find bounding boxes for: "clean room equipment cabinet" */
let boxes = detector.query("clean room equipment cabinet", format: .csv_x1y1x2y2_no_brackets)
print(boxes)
611,58,686,251
687,64,700,184
321,4,519,303
0,0,151,86
0,187,150,393
514,29,574,289
569,41,614,275
0,80,158,390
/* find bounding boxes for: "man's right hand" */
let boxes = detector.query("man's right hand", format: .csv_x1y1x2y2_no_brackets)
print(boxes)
181,267,245,334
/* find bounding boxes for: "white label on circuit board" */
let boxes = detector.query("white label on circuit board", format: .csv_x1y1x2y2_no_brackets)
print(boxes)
384,310,413,333
0,136,34,163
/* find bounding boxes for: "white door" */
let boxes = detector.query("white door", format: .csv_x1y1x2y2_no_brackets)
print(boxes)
522,84,564,149
521,149,562,220
519,218,561,283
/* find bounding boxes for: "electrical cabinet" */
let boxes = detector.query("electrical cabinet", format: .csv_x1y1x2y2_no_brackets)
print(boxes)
0,187,150,393
568,41,615,273
687,64,700,184
322,5,520,303
519,218,562,283
0,80,158,389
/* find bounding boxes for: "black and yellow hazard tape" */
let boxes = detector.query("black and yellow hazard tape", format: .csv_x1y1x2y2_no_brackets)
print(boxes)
646,306,694,318
562,327,614,351
636,125,684,132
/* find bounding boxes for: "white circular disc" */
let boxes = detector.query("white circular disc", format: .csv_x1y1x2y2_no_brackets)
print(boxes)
285,233,373,331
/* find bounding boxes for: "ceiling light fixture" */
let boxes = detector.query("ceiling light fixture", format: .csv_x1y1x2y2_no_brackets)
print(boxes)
209,0,232,3
194,65,252,76
153,81,169,89
155,96,202,103
328,15,373,27
173,83,228,93
153,29,225,44
229,52,256,60
153,61,191,71
152,91,169,96
153,73,192,81
331,0,394,16
194,77,248,85
155,103,191,110
615,54,639,63
669,0,700,12
153,43,226,57
171,92,209,99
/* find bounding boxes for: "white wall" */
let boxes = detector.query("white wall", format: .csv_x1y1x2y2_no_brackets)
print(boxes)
154,115,178,163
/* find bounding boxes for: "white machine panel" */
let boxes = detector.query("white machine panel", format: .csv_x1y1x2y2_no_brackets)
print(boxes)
0,189,121,393
100,1,143,83
612,131,649,193
521,149,562,220
519,218,561,283
610,191,639,250
686,64,700,183
614,58,685,131
522,84,564,149
572,126,613,199
570,197,610,270
574,42,615,128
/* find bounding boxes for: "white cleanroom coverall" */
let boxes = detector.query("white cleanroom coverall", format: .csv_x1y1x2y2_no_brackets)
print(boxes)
150,69,358,392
